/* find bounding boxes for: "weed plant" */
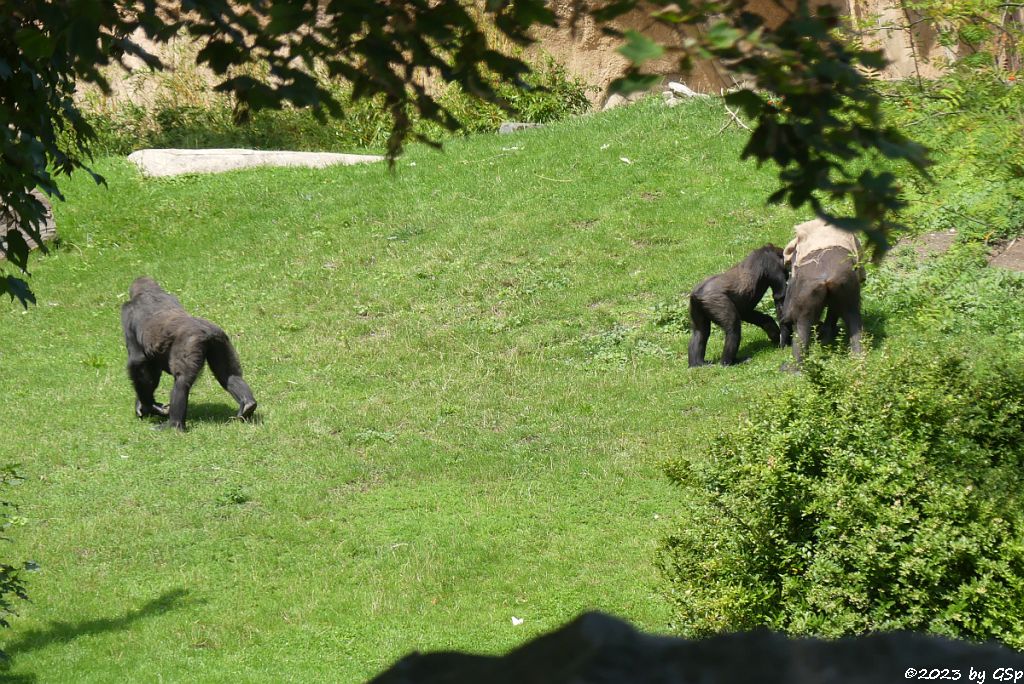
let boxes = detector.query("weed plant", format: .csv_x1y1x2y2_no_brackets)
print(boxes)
656,63,1024,644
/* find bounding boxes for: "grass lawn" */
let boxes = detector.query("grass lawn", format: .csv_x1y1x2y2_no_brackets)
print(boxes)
1,98,809,682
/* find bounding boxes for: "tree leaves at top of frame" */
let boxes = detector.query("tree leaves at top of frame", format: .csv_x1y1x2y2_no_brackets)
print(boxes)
618,30,665,66
14,27,56,60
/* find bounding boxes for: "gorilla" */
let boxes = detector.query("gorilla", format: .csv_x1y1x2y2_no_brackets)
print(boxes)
688,245,788,367
779,218,866,367
121,277,257,431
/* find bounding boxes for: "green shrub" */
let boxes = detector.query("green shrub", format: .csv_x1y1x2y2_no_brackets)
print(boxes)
659,342,1024,647
438,56,593,133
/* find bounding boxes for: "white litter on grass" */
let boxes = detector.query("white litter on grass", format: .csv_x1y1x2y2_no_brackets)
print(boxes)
511,616,524,626
600,143,611,150
620,157,633,165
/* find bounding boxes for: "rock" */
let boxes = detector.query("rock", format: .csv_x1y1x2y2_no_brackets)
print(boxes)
662,91,683,108
369,611,1024,684
663,81,708,107
601,90,650,111
498,122,544,134
667,80,707,97
127,148,385,178
602,93,629,111
1,189,58,258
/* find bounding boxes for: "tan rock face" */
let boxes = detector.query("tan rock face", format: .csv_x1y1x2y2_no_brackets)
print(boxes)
528,0,954,102
84,3,955,115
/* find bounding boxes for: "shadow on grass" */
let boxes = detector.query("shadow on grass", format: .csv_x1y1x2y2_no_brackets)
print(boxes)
187,402,263,426
3,588,192,659
736,336,782,363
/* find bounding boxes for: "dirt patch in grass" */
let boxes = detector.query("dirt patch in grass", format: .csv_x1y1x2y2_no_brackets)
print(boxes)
988,238,1024,272
896,229,958,259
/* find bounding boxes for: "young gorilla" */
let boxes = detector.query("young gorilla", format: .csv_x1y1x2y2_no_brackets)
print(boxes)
121,277,257,431
779,218,866,368
688,245,788,367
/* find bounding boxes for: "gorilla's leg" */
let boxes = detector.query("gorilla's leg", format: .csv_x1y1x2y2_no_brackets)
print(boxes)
129,355,168,418
687,297,713,368
695,290,741,366
842,307,864,354
785,277,827,367
165,373,196,431
741,309,781,346
207,338,257,420
720,315,743,366
163,338,206,431
779,320,793,348
792,318,814,365
818,308,839,345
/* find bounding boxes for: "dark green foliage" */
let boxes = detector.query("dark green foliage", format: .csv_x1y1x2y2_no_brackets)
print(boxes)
659,325,1024,646
436,57,593,133
867,244,1024,342
0,0,552,302
4,0,931,304
0,1,173,305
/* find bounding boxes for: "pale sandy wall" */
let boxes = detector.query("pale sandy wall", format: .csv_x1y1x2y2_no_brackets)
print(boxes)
87,2,954,112
848,0,954,79
532,0,955,101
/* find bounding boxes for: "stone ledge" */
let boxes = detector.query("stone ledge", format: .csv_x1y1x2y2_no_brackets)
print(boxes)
127,148,385,177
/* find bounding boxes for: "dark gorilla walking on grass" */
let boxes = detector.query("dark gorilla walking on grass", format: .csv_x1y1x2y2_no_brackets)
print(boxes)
121,277,257,431
688,245,788,367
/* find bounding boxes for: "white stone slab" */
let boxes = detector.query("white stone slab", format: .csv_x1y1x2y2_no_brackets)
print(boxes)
127,148,385,177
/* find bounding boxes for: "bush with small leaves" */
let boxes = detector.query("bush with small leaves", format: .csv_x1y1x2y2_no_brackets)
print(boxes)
660,341,1024,648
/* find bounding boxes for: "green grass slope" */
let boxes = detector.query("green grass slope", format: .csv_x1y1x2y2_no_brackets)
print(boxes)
1,98,805,682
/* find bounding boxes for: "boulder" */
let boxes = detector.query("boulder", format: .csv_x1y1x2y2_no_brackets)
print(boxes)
602,91,649,111
667,81,707,97
1,189,57,258
370,611,1024,684
498,122,544,134
127,148,384,178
